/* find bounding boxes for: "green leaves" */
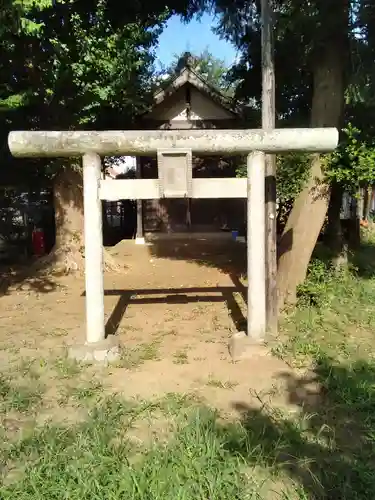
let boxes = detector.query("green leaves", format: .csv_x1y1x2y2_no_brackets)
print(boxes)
236,152,310,206
326,124,375,193
159,48,237,97
0,0,169,184
276,152,311,203
1,0,166,129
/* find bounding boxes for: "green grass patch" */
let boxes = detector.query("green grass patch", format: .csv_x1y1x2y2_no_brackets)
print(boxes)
173,349,189,364
0,376,44,414
0,394,296,499
275,238,375,366
53,355,82,379
4,363,375,499
206,376,238,390
266,234,375,497
117,341,161,369
2,236,375,498
58,379,105,407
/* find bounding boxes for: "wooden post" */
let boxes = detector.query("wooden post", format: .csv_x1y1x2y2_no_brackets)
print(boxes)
247,152,266,340
83,153,105,344
261,0,277,335
135,157,144,244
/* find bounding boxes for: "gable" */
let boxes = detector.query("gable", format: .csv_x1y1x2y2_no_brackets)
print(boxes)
144,85,235,122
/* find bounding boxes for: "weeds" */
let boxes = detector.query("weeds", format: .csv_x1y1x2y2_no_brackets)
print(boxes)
117,341,160,369
0,376,44,414
2,236,375,498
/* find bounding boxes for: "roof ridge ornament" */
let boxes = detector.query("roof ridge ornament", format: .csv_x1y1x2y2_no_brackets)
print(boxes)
176,51,195,72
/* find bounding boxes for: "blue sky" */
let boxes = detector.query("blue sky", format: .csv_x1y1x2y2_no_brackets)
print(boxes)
155,13,237,68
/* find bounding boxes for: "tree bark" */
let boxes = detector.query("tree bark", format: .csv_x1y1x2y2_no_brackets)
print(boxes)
277,35,347,308
52,167,85,272
261,0,277,335
363,185,371,221
324,183,344,262
34,166,122,274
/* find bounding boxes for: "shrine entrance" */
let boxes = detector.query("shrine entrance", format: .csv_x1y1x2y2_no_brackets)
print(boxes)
8,127,338,361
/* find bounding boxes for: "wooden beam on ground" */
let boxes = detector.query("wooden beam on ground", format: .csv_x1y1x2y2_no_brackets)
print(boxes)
8,128,339,158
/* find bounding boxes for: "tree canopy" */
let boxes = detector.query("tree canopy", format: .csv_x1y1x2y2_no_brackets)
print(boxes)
2,0,375,296
157,48,237,97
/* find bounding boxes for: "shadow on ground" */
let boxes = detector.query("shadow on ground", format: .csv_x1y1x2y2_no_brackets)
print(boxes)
222,355,375,498
1,353,373,498
0,240,129,297
85,284,247,337
99,238,249,336
350,241,375,278
148,238,247,277
0,261,62,296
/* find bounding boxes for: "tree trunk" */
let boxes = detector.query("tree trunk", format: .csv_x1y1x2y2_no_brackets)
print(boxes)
52,167,85,272
277,37,347,308
34,166,122,274
363,185,371,221
349,192,361,250
326,182,347,266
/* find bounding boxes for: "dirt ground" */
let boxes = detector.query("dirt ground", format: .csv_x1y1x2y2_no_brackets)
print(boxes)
0,238,302,417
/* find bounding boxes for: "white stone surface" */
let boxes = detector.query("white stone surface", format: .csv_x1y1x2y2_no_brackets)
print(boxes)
9,128,339,157
68,338,121,364
247,152,266,340
83,153,105,344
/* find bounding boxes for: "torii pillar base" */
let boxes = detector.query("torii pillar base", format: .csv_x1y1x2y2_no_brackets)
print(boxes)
228,331,268,361
68,336,121,365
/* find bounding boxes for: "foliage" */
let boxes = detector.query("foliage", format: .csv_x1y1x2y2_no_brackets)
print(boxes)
0,0,171,185
325,124,375,193
158,48,237,96
296,257,348,308
236,152,310,220
3,2,167,124
275,153,311,203
236,127,375,227
210,0,375,122
273,125,375,217
234,124,375,228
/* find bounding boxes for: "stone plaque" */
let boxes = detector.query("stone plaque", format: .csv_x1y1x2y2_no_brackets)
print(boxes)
157,149,192,198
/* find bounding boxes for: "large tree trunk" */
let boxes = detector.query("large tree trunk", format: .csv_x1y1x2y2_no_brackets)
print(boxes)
52,167,85,272
34,166,122,274
277,22,348,308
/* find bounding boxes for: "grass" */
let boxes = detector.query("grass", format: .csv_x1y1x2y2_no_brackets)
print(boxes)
173,349,189,364
0,397,267,499
58,379,105,407
117,341,161,369
274,246,375,367
206,376,238,390
0,376,44,414
2,233,375,498
53,355,82,379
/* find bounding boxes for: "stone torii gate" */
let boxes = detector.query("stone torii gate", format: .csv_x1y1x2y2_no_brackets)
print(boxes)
8,128,338,361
